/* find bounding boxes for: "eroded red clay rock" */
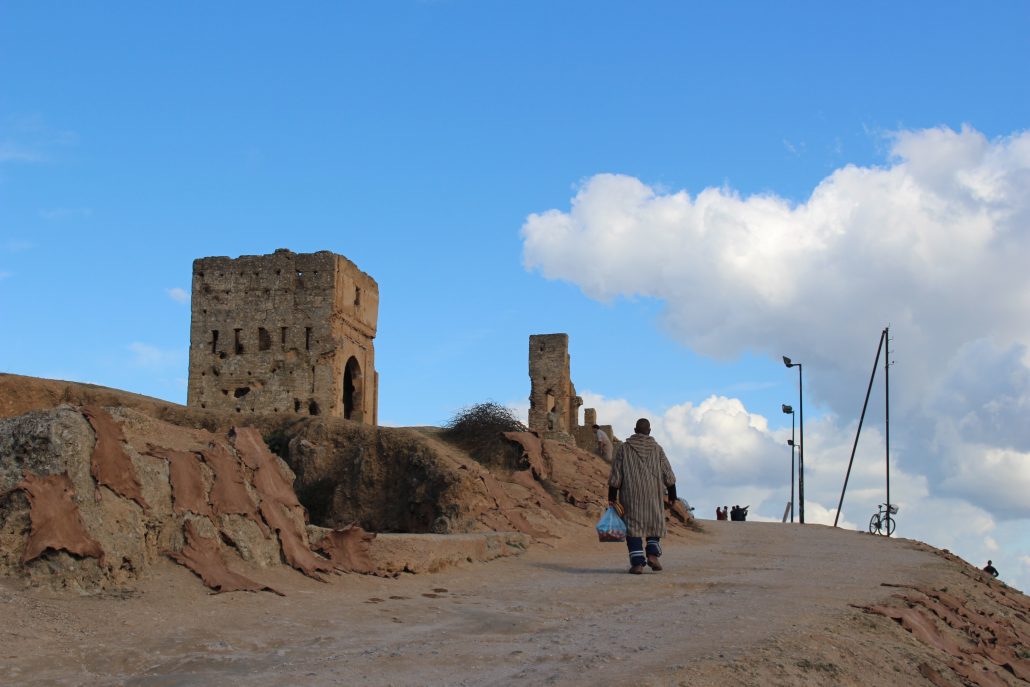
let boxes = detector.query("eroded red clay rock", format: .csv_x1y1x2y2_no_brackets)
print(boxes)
231,426,301,508
146,445,212,516
312,525,377,573
863,581,1030,687
17,472,104,564
81,406,149,511
200,441,267,535
168,520,281,595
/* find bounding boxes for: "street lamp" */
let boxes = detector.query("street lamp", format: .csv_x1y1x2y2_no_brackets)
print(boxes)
782,404,795,523
783,356,805,524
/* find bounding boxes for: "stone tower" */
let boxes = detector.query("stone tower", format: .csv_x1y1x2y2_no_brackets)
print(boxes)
187,249,379,424
528,333,582,440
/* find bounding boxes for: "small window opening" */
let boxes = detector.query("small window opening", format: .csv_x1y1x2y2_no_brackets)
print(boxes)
281,327,288,345
293,399,301,412
305,327,311,351
211,330,219,354
308,400,320,416
354,286,362,307
222,389,229,396
234,387,250,398
234,329,243,354
258,327,271,351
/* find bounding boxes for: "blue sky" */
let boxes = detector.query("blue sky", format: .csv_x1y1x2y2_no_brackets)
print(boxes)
3,3,1030,589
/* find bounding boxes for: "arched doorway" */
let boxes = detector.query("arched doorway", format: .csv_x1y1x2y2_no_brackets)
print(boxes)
343,356,363,421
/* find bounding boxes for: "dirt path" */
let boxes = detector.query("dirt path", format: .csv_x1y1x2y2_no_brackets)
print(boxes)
0,522,951,686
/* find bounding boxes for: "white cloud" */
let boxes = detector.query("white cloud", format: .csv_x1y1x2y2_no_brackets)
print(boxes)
165,287,189,304
525,125,1030,591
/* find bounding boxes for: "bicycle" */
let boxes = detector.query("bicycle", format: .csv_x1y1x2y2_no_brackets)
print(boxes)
869,503,898,535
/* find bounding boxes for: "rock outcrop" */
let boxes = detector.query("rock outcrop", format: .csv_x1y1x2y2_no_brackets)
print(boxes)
0,404,373,593
0,374,696,595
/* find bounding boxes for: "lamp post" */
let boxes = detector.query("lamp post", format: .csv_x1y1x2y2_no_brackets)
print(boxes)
783,356,804,524
782,404,795,523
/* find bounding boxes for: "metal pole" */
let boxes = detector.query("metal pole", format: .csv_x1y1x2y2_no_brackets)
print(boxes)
790,413,795,523
885,326,891,537
833,329,886,527
798,364,805,525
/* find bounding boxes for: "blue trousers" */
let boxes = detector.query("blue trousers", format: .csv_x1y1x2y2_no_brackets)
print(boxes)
626,536,661,566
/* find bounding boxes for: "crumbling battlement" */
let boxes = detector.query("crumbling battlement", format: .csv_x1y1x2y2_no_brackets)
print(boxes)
528,334,614,453
528,334,580,441
187,249,379,424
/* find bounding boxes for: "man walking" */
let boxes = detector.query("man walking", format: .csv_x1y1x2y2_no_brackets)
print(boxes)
607,418,677,574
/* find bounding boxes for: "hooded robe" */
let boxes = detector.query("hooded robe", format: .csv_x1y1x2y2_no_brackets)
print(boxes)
608,433,676,538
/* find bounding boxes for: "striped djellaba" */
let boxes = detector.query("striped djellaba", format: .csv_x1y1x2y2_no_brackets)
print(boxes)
608,433,676,538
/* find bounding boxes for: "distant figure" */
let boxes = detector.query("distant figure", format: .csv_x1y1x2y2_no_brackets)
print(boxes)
716,506,725,520
547,406,559,432
608,418,678,574
984,560,1000,578
730,505,749,521
593,424,613,463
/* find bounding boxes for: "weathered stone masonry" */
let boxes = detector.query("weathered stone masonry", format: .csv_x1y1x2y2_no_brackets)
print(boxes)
528,333,614,452
528,334,579,439
187,249,379,424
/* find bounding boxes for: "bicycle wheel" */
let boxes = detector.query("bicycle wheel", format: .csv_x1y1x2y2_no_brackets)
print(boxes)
869,514,880,534
884,515,896,536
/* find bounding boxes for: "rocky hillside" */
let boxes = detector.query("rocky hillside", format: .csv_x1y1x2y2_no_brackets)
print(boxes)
0,374,688,593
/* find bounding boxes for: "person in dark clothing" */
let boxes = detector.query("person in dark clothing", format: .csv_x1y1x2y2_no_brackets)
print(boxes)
607,418,680,574
984,560,999,577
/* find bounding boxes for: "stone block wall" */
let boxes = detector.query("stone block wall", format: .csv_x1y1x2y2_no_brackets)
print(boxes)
528,334,582,439
186,249,378,424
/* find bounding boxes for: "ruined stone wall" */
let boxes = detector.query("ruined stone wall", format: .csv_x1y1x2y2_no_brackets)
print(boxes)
187,249,378,424
573,407,616,459
528,334,581,439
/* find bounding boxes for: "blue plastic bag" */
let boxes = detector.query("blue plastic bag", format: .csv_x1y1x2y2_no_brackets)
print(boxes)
596,506,627,542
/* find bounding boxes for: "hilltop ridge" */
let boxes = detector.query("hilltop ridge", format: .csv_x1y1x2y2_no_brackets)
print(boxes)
1,373,1027,686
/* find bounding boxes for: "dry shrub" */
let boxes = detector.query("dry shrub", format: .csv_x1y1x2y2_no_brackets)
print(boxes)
442,402,527,467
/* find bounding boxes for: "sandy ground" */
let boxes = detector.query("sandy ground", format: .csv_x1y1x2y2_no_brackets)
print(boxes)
0,521,971,687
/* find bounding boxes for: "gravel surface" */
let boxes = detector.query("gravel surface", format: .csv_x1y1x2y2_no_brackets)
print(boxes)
1,521,967,686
